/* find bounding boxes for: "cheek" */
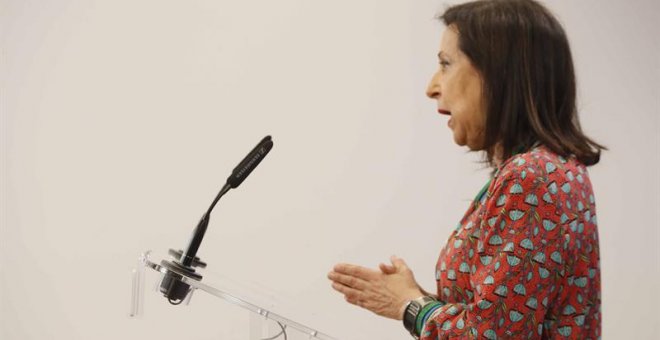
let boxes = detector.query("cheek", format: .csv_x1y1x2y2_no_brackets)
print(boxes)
459,79,486,127
443,71,485,128
444,75,472,110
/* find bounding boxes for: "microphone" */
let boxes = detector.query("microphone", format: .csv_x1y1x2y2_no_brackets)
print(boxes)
227,135,273,189
158,135,274,304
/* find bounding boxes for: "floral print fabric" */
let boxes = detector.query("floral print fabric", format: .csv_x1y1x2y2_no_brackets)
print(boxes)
422,146,601,339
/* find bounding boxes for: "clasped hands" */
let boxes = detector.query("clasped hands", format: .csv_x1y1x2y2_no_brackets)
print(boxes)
328,255,424,320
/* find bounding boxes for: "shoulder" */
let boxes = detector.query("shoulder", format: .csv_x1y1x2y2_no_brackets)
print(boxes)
489,145,589,196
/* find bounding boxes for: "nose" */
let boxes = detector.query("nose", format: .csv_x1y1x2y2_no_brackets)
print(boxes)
426,70,441,99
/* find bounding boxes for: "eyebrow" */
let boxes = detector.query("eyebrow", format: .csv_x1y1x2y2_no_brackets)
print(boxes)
437,51,449,59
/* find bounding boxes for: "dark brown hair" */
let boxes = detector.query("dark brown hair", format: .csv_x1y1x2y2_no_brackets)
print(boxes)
440,0,605,166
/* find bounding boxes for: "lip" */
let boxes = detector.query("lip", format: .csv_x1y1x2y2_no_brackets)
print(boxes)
437,109,451,116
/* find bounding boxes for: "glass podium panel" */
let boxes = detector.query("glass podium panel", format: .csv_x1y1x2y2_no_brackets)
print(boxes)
130,251,336,340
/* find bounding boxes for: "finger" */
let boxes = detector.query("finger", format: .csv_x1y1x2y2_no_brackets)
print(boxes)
390,255,408,269
328,271,368,290
333,263,378,280
379,262,396,274
331,282,363,303
336,286,368,309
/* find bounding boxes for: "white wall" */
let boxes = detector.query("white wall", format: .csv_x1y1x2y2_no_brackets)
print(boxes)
1,0,658,339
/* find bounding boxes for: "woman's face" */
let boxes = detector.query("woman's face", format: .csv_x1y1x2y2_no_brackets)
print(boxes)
426,26,487,150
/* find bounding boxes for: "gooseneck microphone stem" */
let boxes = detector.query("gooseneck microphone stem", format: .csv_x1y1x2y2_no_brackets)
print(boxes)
180,182,231,267
180,214,209,267
206,183,232,217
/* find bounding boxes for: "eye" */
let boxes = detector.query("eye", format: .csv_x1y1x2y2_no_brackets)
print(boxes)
439,60,450,69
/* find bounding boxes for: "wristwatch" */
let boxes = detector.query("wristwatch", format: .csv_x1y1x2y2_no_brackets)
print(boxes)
402,295,437,339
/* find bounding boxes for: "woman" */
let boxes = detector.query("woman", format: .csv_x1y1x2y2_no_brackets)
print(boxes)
328,0,604,338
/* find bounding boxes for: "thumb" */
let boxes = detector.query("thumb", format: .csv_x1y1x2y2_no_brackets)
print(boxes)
390,255,408,270
379,262,396,274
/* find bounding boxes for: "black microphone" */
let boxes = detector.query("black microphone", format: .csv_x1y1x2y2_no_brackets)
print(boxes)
158,135,274,304
228,135,273,189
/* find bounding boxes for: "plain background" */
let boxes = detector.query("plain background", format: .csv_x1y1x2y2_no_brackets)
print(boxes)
2,0,659,339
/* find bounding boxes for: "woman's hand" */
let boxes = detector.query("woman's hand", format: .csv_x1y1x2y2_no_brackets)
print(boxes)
328,256,423,320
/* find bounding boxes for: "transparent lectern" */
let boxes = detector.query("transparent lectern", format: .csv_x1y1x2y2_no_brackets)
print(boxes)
130,250,336,340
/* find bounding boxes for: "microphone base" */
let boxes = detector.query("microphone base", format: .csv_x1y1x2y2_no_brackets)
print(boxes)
158,259,203,304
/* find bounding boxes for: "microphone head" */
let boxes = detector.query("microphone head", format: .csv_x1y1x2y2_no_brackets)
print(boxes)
226,135,273,189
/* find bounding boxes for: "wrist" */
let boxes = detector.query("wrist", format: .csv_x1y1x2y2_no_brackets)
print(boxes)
402,295,440,339
399,300,414,321
399,290,424,320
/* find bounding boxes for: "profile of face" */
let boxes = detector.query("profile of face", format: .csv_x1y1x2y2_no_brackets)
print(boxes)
426,26,487,150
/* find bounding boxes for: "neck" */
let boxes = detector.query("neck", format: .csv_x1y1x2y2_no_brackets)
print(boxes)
492,144,505,167
492,141,541,167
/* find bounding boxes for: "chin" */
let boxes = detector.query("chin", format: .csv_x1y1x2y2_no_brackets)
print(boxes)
466,143,482,151
452,134,462,145
453,136,469,149
457,138,482,151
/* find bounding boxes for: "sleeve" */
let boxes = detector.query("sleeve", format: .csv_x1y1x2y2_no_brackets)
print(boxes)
420,167,564,339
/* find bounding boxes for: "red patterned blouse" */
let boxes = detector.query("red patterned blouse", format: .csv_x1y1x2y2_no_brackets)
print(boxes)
421,145,601,339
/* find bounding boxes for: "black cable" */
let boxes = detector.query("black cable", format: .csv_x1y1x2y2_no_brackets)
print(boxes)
168,298,183,305
260,321,287,340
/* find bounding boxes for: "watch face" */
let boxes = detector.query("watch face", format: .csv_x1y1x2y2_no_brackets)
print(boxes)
410,302,421,314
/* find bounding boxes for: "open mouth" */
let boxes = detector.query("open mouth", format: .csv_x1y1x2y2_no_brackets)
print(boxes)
438,109,451,116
